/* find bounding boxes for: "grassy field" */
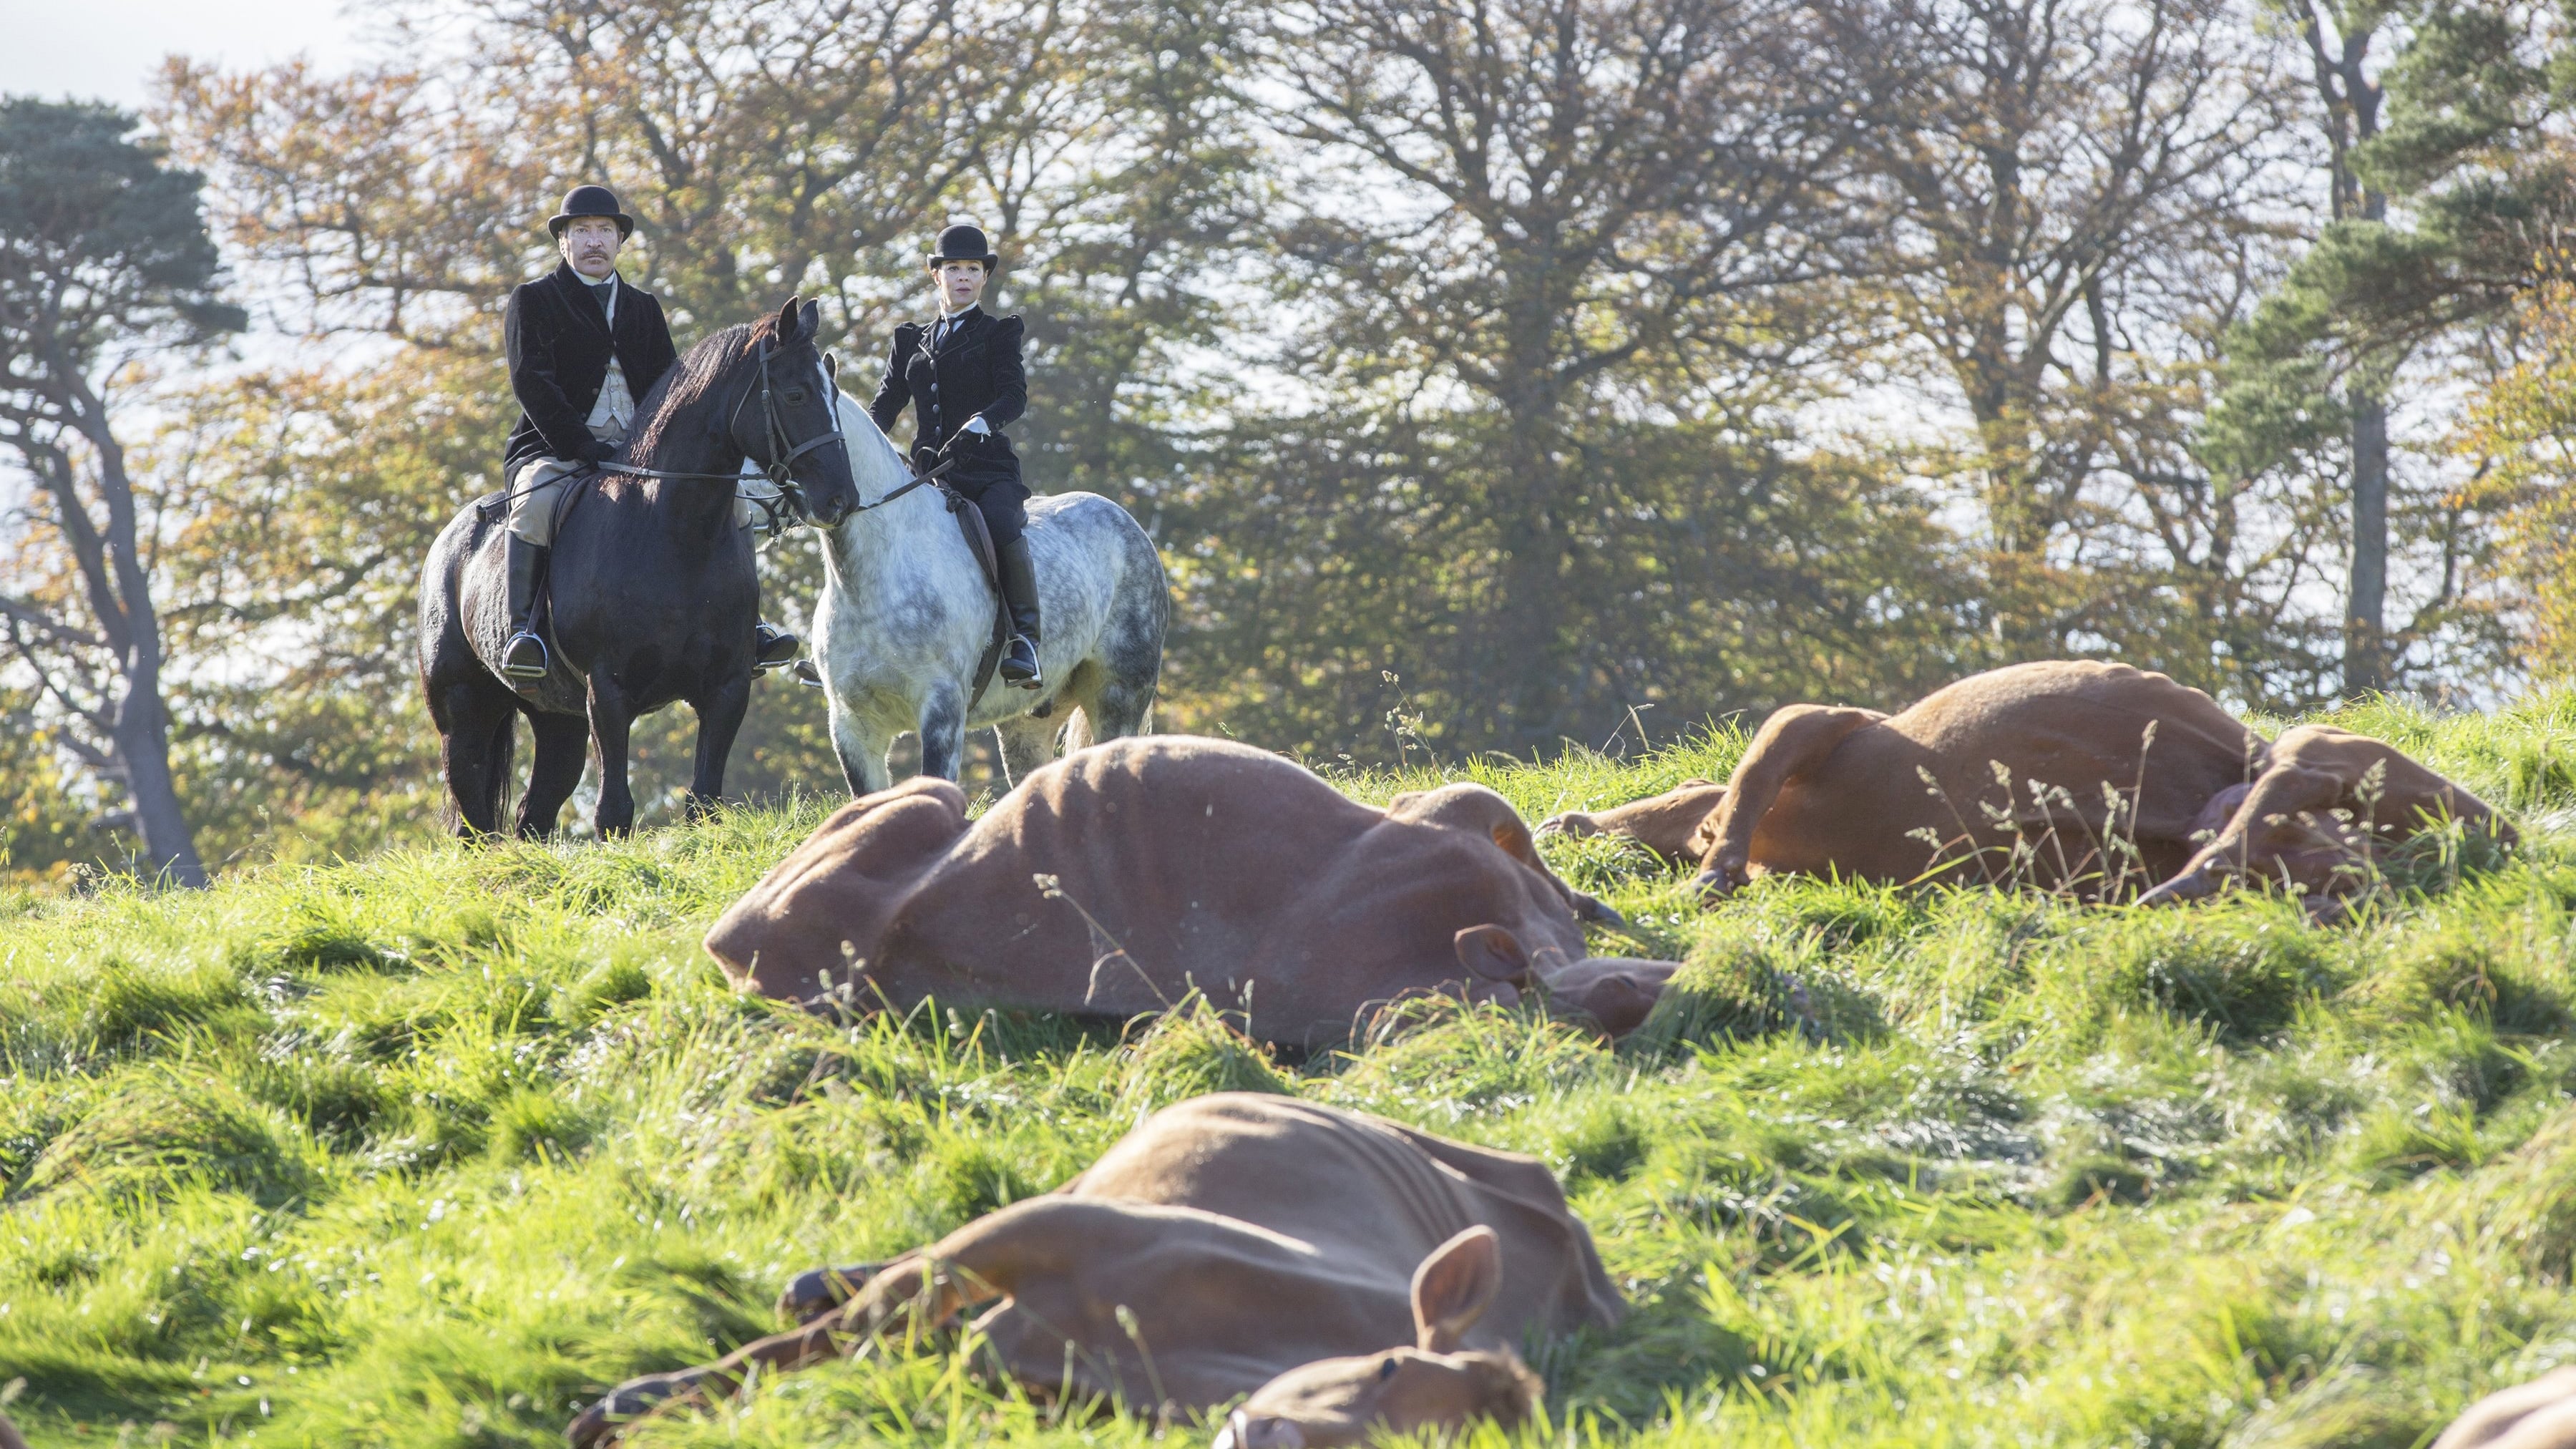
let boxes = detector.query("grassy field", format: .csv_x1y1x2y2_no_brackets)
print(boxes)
8,694,2576,1448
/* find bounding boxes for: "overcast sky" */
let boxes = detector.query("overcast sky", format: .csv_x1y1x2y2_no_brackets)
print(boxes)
1,0,367,110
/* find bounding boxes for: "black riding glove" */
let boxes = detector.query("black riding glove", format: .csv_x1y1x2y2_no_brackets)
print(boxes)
584,438,619,463
939,426,986,463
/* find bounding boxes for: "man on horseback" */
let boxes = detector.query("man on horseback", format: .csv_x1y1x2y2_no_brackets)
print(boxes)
499,185,801,682
867,223,1043,688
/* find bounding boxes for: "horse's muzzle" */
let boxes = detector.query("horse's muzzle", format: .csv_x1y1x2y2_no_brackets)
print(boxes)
804,492,853,529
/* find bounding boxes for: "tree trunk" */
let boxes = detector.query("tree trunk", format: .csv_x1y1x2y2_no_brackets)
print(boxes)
2343,391,2388,696
65,367,210,887
111,655,208,887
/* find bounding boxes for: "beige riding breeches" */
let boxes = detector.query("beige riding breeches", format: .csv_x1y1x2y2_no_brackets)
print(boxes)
505,456,587,545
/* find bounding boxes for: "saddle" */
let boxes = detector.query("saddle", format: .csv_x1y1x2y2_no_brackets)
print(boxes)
472,468,601,680
940,484,1016,712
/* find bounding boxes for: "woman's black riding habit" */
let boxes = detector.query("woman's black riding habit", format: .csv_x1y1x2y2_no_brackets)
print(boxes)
867,306,1028,497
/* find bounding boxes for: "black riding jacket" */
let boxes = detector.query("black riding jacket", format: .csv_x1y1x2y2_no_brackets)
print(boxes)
867,306,1028,494
502,263,679,477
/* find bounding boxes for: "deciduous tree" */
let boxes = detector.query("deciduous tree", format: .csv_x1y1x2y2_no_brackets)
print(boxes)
0,99,243,886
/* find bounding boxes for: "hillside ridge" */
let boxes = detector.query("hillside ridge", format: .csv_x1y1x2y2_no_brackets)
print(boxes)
4,694,2576,1446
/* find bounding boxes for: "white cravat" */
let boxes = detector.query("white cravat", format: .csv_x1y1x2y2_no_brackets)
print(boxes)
585,271,633,436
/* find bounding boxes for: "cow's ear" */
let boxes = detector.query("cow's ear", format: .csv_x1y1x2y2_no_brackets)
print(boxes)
1489,819,1536,864
1411,1226,1503,1353
1455,924,1531,983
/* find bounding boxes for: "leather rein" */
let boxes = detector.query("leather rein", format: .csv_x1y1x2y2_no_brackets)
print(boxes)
583,337,954,520
587,335,852,517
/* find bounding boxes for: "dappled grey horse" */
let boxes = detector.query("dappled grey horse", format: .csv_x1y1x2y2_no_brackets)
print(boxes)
807,389,1166,792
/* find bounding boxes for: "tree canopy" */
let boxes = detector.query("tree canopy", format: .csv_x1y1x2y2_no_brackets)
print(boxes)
0,0,2567,874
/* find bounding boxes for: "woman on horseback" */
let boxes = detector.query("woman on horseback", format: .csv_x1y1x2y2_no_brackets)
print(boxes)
867,224,1042,688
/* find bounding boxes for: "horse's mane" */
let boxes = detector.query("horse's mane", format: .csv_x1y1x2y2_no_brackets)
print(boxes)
624,311,917,492
626,314,781,461
841,385,913,478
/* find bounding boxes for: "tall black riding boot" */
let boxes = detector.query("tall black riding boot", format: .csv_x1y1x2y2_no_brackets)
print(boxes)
997,535,1043,689
753,621,801,673
501,535,550,682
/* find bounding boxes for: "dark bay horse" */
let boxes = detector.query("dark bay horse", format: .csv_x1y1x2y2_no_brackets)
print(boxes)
418,297,859,838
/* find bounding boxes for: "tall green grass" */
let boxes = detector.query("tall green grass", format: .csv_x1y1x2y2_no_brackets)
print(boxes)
3,694,2575,1446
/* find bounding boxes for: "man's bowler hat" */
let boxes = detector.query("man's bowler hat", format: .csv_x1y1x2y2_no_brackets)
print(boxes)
549,185,635,239
926,223,1000,270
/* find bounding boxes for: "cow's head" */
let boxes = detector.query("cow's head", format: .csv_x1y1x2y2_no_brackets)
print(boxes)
703,777,972,1001
2138,768,2371,906
1212,1227,1541,1449
1388,784,1625,930
1453,926,1677,1037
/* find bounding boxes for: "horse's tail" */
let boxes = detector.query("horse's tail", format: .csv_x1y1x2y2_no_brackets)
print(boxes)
439,711,515,837
479,711,516,831
435,711,515,835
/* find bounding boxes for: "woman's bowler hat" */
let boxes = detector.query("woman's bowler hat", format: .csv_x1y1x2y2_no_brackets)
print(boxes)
926,223,1000,270
548,185,635,239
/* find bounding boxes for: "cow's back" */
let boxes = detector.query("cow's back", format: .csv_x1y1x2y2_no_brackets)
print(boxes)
1888,661,2258,806
905,738,1384,1000
889,739,1585,1043
1065,1094,1621,1348
1757,661,2266,885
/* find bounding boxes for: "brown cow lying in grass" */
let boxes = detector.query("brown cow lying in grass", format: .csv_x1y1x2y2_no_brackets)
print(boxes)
567,1093,1624,1447
2431,1368,2576,1449
708,736,1675,1048
1539,660,2511,908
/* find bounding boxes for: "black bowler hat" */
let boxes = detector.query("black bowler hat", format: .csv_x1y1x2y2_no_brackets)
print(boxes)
548,185,635,239
925,223,999,270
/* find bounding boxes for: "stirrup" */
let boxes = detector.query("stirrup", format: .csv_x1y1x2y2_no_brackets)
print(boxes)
792,659,824,688
1001,636,1042,689
501,630,550,681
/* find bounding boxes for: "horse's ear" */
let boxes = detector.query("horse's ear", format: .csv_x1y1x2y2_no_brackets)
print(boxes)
823,350,840,386
797,298,822,344
776,296,803,341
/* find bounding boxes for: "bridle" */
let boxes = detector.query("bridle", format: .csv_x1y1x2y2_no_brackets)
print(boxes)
592,334,852,521
592,334,958,523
